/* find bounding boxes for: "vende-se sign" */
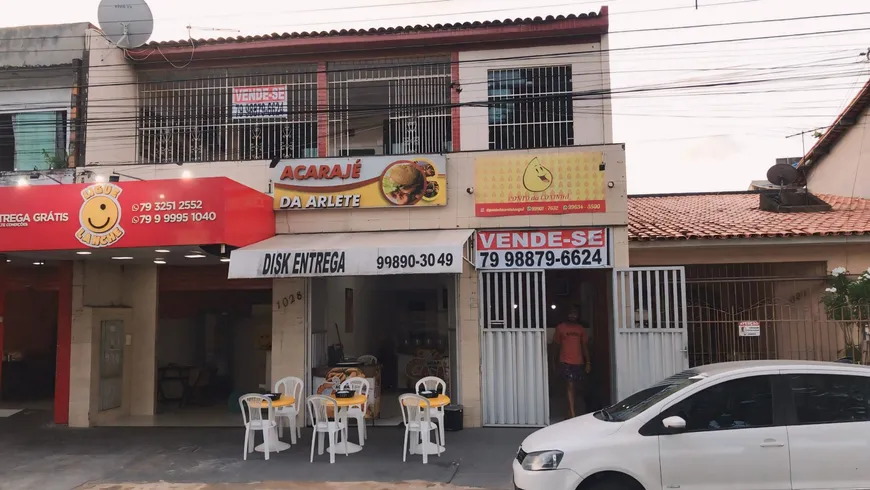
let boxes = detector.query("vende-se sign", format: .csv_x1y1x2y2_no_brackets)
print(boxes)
476,228,610,270
232,85,287,119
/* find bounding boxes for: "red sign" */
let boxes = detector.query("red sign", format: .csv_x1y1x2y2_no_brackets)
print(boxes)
476,228,610,270
0,177,275,252
477,228,607,251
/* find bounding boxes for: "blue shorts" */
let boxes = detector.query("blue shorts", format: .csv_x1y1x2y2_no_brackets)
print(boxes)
560,363,586,382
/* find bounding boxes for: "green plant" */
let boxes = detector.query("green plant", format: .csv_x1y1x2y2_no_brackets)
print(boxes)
42,149,69,170
822,266,870,363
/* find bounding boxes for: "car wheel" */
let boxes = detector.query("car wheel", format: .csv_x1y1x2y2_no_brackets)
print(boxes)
580,472,644,490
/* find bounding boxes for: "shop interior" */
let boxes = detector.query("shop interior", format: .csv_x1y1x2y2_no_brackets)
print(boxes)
309,273,458,426
151,287,272,426
0,286,58,414
546,269,612,423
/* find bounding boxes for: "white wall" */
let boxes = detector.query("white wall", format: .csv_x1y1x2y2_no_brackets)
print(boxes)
84,29,138,168
458,42,613,151
807,106,870,198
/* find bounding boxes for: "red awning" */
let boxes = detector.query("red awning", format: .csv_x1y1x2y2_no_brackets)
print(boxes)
0,177,275,253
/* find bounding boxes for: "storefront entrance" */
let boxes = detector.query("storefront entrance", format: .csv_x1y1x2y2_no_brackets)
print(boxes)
477,228,615,427
308,274,458,426
151,266,273,427
0,263,70,420
228,228,474,427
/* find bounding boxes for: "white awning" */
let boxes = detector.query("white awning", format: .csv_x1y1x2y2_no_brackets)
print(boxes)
228,229,474,279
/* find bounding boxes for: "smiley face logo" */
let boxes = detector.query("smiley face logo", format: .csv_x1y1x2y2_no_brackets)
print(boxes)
75,183,125,248
82,196,120,233
522,157,553,193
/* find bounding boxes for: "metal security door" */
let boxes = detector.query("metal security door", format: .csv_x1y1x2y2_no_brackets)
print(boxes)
613,268,688,400
99,320,125,411
480,271,549,426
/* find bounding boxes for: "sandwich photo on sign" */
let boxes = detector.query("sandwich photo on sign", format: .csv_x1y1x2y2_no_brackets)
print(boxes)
271,155,447,210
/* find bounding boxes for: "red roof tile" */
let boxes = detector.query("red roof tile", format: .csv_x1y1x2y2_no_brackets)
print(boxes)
152,11,606,47
628,192,870,241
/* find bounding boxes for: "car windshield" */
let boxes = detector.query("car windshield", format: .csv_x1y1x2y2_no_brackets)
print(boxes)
596,369,703,422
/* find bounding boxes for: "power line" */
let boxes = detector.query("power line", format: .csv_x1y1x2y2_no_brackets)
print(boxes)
0,23,866,95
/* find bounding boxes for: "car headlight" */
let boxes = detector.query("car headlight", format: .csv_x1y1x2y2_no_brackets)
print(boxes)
521,450,564,471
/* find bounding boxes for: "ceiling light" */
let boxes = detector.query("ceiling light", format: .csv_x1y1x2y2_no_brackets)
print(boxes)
153,259,166,265
76,251,92,255
181,170,192,179
111,256,134,260
155,249,171,253
551,304,557,310
185,254,206,259
16,177,28,187
6,259,11,263
33,261,44,266
94,175,107,183
220,257,231,263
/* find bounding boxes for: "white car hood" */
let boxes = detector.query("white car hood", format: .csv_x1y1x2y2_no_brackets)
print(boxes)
521,413,624,452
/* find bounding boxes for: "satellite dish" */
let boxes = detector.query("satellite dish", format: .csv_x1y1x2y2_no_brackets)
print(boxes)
766,163,799,187
98,0,154,49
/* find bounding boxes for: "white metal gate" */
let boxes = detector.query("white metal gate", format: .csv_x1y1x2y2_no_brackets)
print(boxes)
613,267,688,400
480,271,549,426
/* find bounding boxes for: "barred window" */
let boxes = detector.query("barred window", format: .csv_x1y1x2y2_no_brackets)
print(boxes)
328,57,453,157
488,66,574,150
138,66,318,164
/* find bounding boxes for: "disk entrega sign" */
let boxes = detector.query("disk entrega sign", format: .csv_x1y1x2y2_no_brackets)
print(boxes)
233,243,464,278
261,251,347,276
270,155,447,210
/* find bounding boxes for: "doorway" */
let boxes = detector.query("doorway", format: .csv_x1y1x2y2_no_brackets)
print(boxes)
153,288,272,426
545,269,612,423
308,273,459,427
0,289,59,413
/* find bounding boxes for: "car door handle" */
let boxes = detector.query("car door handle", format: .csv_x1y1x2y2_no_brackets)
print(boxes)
760,439,784,448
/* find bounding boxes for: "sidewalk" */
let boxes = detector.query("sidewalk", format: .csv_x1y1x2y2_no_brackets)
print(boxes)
0,409,533,490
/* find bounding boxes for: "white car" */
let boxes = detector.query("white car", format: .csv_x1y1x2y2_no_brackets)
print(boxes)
513,360,870,490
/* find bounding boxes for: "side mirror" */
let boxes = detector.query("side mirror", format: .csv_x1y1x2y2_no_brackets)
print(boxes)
662,415,687,430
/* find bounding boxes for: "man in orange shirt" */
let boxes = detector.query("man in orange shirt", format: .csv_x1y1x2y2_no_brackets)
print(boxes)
553,308,591,418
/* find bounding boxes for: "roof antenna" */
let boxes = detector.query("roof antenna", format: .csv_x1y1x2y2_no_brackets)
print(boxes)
186,25,241,38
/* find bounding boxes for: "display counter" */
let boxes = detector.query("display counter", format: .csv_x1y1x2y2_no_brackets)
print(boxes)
312,363,382,419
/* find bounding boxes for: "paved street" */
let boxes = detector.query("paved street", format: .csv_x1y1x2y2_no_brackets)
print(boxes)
0,409,531,490
78,483,486,490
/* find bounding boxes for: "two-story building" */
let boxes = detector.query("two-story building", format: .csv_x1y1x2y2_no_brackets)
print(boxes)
1,8,683,431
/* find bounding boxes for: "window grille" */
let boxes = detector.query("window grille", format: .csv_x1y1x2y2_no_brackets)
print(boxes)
327,57,453,157
488,66,574,150
138,66,318,164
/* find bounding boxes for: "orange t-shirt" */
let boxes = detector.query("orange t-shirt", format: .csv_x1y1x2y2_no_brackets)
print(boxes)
555,322,588,366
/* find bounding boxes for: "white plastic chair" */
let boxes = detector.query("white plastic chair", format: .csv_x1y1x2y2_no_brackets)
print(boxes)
399,393,442,464
274,376,304,444
415,376,447,446
239,393,277,461
340,377,371,445
307,395,349,464
357,354,378,365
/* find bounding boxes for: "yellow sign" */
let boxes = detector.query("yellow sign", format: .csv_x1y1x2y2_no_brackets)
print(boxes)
272,155,447,210
75,183,125,248
474,152,606,217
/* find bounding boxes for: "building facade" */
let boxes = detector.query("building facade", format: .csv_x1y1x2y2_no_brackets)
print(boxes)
1,9,664,429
